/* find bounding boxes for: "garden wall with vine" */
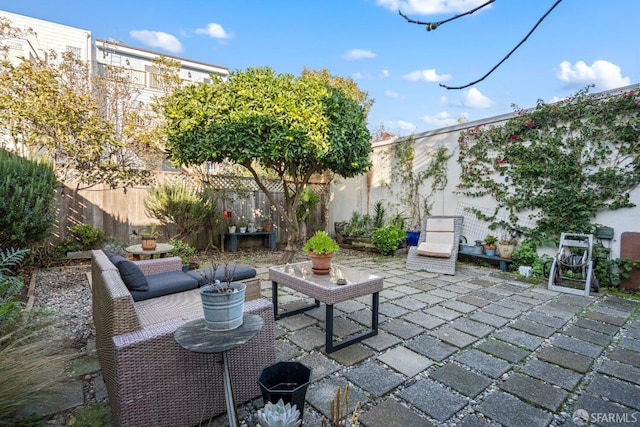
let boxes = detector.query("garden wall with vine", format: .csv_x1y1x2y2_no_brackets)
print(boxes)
456,85,640,247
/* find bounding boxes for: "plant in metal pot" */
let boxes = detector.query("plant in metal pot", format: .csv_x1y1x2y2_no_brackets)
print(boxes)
371,225,406,255
303,231,339,275
199,261,246,331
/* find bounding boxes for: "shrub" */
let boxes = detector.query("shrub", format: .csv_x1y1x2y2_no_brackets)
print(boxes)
0,149,58,249
167,238,196,264
144,179,219,239
371,226,405,255
511,240,539,269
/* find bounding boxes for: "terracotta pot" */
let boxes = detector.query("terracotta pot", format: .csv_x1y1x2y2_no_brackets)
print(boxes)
141,237,157,250
263,223,272,232
309,251,334,275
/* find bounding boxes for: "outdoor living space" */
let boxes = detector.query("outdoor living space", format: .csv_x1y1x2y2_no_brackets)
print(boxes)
25,249,640,426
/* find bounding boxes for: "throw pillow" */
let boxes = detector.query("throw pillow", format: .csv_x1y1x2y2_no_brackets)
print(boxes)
106,253,149,291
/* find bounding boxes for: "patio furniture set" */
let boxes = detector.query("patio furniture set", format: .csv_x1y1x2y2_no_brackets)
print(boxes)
91,214,593,426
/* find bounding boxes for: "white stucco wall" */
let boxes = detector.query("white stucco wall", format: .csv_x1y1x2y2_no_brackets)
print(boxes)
332,87,640,259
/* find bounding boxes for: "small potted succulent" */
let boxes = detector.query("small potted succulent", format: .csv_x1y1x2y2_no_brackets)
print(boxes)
303,230,339,275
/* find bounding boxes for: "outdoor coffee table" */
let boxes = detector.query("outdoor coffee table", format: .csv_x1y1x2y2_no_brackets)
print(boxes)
125,243,174,260
269,261,382,353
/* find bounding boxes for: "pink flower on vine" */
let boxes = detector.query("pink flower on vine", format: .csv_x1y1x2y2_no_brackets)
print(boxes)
508,135,520,142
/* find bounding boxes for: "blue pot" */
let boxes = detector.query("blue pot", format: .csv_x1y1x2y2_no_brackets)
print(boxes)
407,231,421,246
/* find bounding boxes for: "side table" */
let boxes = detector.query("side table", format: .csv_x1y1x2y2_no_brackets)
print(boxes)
125,243,174,260
174,314,263,427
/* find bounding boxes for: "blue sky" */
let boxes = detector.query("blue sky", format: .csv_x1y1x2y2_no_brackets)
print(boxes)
2,0,639,135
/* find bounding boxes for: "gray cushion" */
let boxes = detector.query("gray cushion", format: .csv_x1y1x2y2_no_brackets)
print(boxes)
106,253,149,291
187,264,257,287
130,271,198,302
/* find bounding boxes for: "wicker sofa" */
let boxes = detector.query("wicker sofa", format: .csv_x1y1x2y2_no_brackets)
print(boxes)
90,250,275,427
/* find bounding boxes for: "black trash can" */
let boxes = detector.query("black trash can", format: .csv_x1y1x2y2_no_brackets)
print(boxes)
258,361,312,420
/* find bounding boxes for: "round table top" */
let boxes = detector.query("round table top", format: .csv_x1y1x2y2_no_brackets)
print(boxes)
125,243,174,255
174,314,263,353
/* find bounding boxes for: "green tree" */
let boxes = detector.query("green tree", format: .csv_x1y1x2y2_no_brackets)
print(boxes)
162,66,373,261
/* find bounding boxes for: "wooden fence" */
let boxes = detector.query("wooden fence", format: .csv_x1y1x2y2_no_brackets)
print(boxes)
56,173,329,251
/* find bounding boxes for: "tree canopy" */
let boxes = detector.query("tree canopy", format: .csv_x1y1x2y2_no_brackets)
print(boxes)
163,66,373,260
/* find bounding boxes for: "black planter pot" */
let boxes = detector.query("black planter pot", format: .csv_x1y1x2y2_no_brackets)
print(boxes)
258,361,311,420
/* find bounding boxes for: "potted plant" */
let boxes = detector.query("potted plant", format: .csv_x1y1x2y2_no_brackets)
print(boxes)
258,214,272,232
497,229,520,259
303,230,339,275
228,221,237,234
199,262,246,331
238,217,249,233
140,223,161,250
167,238,198,271
483,234,497,256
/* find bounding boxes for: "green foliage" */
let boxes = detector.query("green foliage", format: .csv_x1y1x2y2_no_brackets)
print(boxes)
0,149,58,249
457,86,640,245
371,226,405,255
167,238,196,264
483,234,497,246
144,179,219,239
162,66,373,251
511,240,540,269
0,50,151,189
52,223,106,258
0,248,29,326
303,231,339,255
373,201,386,229
73,403,113,427
342,212,374,238
296,186,320,222
390,142,452,230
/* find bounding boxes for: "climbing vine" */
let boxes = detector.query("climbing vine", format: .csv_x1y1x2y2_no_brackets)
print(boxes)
390,140,452,230
457,85,640,245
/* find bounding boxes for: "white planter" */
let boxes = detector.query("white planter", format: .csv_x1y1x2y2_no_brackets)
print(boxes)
229,226,237,233
239,227,247,233
199,282,246,331
518,266,532,277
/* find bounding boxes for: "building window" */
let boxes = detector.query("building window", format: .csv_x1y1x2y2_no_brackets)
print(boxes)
66,45,82,60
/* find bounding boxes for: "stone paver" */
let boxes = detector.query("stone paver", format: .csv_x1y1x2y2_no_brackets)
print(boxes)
521,359,582,390
477,390,552,427
509,319,558,338
358,398,434,427
523,311,569,329
380,318,424,340
425,305,463,321
573,317,620,335
564,325,613,347
573,393,640,427
483,304,522,319
377,346,433,377
398,378,467,422
495,328,545,350
609,347,640,368
598,360,640,385
430,363,491,397
406,335,457,361
456,294,491,307
442,300,478,314
344,361,404,397
429,326,478,348
476,339,530,363
587,374,640,411
536,346,594,373
456,349,511,379
551,334,604,358
402,311,446,329
469,311,510,328
499,373,568,411
584,310,628,326
450,318,495,338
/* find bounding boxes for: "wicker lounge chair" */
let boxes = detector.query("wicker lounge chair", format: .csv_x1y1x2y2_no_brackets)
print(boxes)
91,250,275,427
405,216,464,275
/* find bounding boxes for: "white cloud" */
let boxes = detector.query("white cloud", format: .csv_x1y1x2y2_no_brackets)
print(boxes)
385,89,404,99
384,120,417,133
130,30,182,53
380,69,390,78
462,87,493,108
352,72,364,79
555,60,630,90
403,69,451,82
376,0,491,15
342,49,376,60
196,23,232,39
421,110,467,128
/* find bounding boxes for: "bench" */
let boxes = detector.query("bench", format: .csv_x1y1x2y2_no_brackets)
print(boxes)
224,230,276,252
458,250,513,272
